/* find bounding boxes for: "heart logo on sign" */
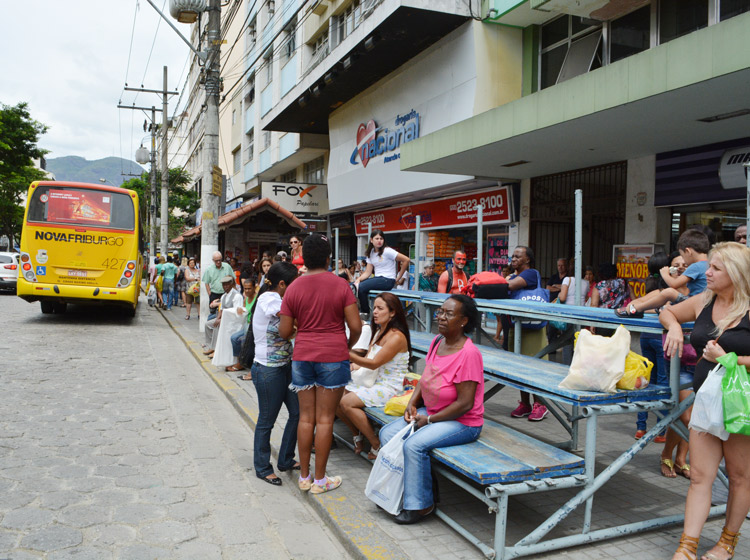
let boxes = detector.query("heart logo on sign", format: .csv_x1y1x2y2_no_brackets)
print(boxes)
351,120,377,167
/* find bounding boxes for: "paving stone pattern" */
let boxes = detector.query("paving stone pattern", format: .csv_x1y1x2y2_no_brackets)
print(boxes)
0,294,347,559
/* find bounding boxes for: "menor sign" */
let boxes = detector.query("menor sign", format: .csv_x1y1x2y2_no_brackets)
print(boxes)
354,186,512,235
261,182,329,215
613,244,663,299
719,147,750,190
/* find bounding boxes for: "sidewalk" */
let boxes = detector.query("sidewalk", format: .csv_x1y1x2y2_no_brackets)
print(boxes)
152,300,741,560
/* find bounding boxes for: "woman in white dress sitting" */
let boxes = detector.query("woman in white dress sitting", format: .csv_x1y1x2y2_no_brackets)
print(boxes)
337,292,411,459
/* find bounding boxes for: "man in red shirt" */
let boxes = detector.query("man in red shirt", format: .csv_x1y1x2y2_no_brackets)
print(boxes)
437,251,468,294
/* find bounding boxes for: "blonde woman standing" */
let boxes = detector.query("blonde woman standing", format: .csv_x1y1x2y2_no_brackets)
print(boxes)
662,242,750,560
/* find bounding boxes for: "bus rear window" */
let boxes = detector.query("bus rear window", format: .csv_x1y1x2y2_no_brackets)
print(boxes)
28,186,135,230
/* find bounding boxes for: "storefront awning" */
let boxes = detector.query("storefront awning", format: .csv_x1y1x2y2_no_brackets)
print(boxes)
401,13,750,180
176,198,307,243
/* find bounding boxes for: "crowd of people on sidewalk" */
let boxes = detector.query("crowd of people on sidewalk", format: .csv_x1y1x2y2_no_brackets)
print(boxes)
151,222,750,553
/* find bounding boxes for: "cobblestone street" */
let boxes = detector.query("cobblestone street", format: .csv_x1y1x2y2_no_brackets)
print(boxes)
0,294,346,559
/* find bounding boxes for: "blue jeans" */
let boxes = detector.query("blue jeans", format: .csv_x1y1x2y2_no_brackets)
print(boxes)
357,277,396,314
171,283,180,307
379,409,482,511
251,362,299,477
291,360,350,391
231,328,246,357
637,335,669,432
162,279,175,309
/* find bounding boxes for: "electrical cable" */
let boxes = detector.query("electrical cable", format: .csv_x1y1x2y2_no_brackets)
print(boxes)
138,0,168,94
124,1,140,87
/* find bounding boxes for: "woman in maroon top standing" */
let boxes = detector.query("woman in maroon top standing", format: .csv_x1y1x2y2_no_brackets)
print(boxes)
279,234,361,494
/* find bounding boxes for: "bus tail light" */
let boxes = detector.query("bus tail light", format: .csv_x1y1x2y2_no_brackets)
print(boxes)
20,252,37,282
118,260,137,287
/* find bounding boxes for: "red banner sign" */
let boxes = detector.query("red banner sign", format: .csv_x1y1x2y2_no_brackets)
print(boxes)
354,186,512,235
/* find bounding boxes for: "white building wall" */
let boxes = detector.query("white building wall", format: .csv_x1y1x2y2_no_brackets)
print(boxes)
327,22,480,210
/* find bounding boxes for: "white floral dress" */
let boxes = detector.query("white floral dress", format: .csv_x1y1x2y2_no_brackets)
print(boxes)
346,344,410,407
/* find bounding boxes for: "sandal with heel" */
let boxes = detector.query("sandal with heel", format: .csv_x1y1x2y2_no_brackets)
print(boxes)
702,526,740,560
674,533,699,560
353,434,364,455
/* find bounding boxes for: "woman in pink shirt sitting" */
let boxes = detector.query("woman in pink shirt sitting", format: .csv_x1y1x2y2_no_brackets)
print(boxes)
378,294,484,524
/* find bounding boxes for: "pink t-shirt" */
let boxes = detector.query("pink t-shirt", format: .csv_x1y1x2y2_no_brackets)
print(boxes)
420,337,484,427
280,272,357,362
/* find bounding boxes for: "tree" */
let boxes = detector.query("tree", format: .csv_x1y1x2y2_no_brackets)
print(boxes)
0,102,48,245
121,167,199,242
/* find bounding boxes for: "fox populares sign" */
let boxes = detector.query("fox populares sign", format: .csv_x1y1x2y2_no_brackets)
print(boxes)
261,182,329,216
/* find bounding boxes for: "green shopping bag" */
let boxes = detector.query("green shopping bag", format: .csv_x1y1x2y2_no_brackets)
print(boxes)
720,352,750,436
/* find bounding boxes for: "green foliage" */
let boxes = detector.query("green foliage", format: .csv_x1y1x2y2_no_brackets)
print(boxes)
0,102,49,242
121,166,198,241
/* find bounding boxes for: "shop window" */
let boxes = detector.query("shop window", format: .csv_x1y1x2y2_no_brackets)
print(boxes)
659,0,708,44
539,15,602,89
720,0,750,20
609,5,651,63
304,156,325,183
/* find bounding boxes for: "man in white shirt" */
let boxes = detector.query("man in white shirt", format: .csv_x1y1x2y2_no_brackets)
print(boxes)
203,276,244,355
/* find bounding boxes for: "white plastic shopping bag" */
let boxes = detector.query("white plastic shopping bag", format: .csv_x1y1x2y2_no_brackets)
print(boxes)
211,308,246,367
559,325,631,393
365,421,414,514
689,363,729,441
147,285,157,306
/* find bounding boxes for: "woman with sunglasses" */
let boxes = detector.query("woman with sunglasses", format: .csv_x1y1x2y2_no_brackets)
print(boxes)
289,235,305,271
378,294,484,524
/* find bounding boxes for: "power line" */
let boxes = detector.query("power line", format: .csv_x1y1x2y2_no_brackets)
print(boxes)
124,1,140,87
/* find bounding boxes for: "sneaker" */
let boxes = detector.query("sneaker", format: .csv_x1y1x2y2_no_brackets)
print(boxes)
634,430,647,440
298,475,312,492
310,475,342,495
510,401,532,418
528,403,548,421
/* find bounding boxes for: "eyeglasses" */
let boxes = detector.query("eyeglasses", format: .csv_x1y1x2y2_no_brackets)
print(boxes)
436,309,458,319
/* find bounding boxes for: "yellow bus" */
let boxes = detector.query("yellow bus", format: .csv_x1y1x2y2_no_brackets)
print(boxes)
17,181,144,316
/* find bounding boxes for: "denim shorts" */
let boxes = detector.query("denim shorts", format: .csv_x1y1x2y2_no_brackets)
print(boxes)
680,364,695,389
290,360,351,392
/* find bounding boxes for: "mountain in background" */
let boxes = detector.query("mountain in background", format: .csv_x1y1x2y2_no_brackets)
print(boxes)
46,156,145,186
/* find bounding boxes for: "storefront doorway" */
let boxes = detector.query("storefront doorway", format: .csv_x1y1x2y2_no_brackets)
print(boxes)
530,162,627,281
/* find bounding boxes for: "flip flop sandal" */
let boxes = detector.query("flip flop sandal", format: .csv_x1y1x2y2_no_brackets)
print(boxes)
660,457,676,478
675,463,691,479
615,304,644,318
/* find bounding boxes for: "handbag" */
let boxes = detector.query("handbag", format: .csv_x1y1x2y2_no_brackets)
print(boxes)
364,421,414,514
689,362,729,440
510,270,549,330
559,326,631,392
549,298,568,331
662,334,698,366
350,346,380,388
720,352,750,436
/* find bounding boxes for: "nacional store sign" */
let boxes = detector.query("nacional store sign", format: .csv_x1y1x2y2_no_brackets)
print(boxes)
350,110,420,168
354,186,512,235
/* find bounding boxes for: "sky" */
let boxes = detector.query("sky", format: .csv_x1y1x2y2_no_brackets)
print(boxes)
0,1,192,164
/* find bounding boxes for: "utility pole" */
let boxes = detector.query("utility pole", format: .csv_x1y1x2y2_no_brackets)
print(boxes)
121,75,177,256
150,107,158,258
200,0,222,331
160,66,169,257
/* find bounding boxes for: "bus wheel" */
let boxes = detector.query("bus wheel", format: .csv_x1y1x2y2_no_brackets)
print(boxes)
41,301,54,314
53,303,67,314
125,305,137,318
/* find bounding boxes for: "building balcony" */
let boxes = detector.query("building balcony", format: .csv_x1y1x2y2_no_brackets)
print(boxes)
263,0,470,134
245,102,255,134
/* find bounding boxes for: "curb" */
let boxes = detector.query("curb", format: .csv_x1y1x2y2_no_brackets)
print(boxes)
154,305,407,560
